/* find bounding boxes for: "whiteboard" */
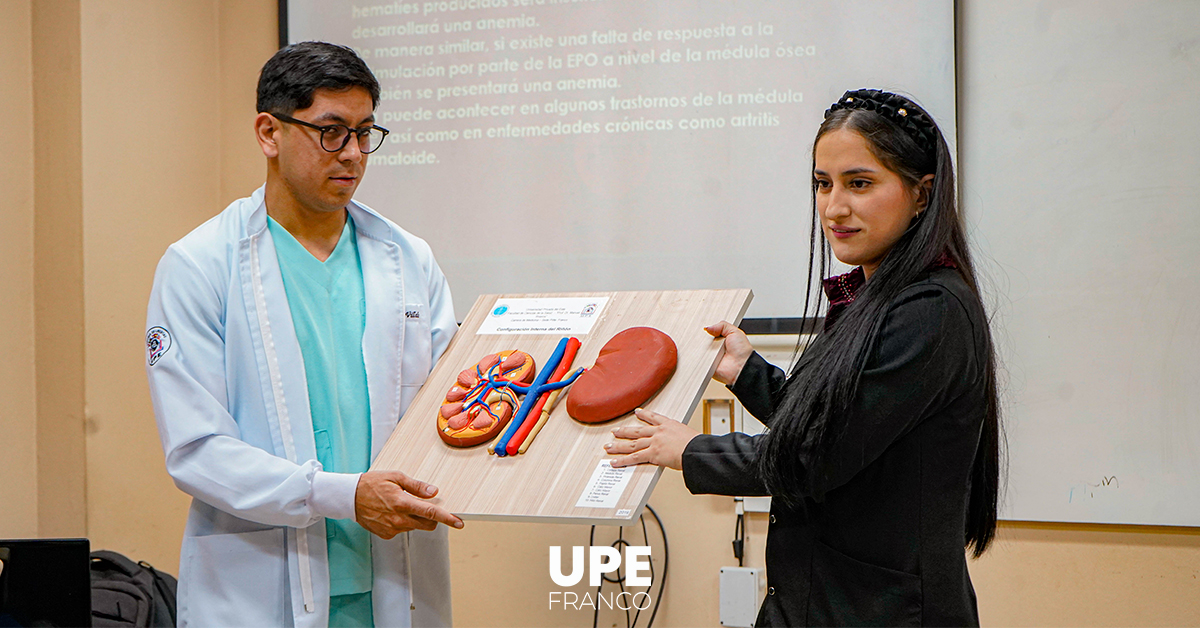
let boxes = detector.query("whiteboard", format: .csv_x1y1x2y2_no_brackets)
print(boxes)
959,1,1200,526
287,0,955,320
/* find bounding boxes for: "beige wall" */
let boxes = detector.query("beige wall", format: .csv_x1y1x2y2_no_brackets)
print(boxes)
973,522,1200,626
4,1,1199,625
218,0,278,202
79,0,218,567
32,0,88,540
0,0,38,539
77,0,270,570
0,0,273,560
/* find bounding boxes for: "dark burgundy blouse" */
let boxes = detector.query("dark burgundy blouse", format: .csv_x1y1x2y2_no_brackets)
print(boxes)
822,254,957,330
821,266,865,330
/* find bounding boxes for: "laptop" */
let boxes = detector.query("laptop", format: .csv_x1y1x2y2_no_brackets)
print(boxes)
0,539,91,627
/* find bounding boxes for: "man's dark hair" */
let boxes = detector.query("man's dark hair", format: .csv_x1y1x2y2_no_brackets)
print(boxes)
256,41,380,115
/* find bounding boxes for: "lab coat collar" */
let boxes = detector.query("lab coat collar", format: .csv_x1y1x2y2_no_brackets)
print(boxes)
242,186,394,243
242,185,405,462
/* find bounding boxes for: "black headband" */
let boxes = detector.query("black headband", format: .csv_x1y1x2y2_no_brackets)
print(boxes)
824,89,938,158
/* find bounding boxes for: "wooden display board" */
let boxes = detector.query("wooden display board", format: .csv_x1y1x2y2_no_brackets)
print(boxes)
372,289,752,524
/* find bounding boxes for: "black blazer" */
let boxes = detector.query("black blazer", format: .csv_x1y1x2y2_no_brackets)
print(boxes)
682,268,989,627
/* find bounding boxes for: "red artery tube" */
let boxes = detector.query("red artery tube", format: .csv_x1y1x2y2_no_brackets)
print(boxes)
506,337,581,455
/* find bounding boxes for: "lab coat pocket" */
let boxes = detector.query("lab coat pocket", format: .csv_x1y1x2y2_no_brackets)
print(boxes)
807,539,922,627
179,527,287,627
313,429,335,468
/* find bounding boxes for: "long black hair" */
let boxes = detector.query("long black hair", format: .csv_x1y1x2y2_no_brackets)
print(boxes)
756,89,1002,557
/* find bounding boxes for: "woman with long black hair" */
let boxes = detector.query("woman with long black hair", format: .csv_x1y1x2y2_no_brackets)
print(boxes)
608,89,1002,626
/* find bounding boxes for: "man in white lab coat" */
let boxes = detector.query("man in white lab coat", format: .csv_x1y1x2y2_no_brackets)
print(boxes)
145,42,462,627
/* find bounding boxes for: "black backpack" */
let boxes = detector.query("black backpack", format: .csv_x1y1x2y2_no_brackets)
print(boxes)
89,550,178,627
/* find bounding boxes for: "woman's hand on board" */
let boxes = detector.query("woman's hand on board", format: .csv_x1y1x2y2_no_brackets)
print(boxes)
706,320,753,385
607,408,700,470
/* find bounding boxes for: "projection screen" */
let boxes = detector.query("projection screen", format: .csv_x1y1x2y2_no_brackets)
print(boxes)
286,0,955,321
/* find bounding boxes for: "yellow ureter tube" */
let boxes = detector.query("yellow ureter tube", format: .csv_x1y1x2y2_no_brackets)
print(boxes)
518,389,563,454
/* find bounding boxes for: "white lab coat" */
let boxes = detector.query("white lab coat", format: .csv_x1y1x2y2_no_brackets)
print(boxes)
145,187,458,627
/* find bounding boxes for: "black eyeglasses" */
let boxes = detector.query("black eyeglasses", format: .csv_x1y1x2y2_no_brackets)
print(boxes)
272,112,390,154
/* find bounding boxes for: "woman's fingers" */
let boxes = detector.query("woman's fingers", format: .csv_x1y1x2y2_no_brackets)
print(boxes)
612,424,648,439
604,438,648,454
708,320,754,385
605,409,698,471
633,407,666,424
705,320,738,338
611,410,668,440
610,450,649,468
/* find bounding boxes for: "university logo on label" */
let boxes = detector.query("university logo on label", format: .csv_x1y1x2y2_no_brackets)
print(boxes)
147,327,171,366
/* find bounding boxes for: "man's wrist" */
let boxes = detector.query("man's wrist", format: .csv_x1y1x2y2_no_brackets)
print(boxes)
310,471,361,520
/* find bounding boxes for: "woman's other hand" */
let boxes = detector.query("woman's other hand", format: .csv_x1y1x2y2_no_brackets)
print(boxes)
607,408,700,470
706,320,753,385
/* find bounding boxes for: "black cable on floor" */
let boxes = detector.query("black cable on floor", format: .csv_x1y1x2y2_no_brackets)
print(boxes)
589,504,668,628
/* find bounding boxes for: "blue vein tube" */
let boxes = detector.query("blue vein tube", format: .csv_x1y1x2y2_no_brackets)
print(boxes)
494,337,569,456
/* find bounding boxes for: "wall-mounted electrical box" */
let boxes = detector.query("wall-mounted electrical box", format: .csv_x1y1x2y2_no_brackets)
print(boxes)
719,566,762,627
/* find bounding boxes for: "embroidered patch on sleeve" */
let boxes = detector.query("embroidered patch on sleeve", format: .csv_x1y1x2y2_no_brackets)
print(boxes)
147,326,171,366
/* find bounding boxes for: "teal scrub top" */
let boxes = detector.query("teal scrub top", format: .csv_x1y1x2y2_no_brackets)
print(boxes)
268,215,373,597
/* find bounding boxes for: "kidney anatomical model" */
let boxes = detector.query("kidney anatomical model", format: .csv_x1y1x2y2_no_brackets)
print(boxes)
566,327,677,423
438,350,536,447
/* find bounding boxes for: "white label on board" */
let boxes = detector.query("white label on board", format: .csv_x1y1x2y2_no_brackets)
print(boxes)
477,297,609,335
576,460,634,509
